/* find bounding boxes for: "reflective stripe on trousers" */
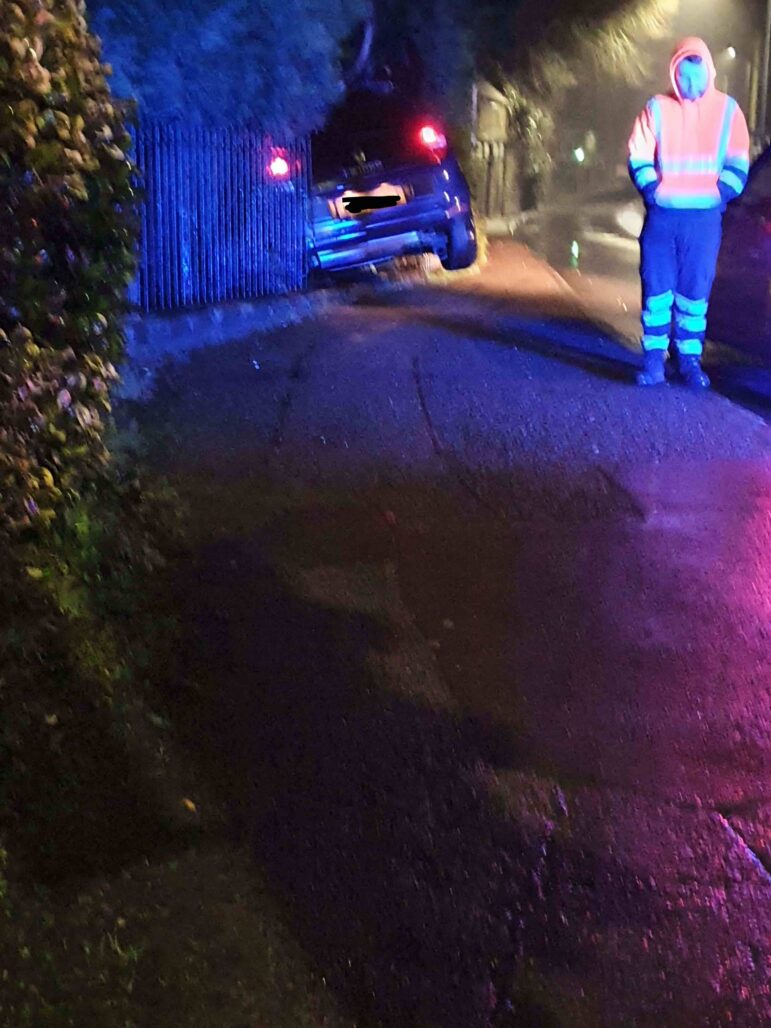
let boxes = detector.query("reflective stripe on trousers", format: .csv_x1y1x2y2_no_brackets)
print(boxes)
639,208,722,357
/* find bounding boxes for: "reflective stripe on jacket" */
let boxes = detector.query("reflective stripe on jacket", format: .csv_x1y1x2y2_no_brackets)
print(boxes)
628,37,750,210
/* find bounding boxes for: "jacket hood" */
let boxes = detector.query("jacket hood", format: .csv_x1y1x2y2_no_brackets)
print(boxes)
670,37,716,100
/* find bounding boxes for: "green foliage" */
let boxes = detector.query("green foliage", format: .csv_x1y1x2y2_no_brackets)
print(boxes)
371,0,474,129
370,0,675,136
476,0,677,101
0,8,353,1026
505,87,555,210
469,0,677,207
0,453,186,872
0,0,184,885
89,0,372,135
0,0,138,539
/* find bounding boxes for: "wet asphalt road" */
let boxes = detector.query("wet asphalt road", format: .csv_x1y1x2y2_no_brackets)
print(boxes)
512,194,643,337
512,192,771,422
137,238,771,1026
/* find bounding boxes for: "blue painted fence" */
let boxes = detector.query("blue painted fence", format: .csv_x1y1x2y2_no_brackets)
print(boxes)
130,122,311,312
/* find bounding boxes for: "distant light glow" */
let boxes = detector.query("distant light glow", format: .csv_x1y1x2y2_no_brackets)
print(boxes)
726,46,737,60
616,205,645,238
571,240,580,260
573,147,586,164
269,155,290,179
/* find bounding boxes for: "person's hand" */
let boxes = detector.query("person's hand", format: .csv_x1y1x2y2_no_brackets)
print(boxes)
717,181,735,210
642,182,658,206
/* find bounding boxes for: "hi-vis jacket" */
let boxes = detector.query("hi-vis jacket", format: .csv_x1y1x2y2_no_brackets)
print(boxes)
628,37,750,210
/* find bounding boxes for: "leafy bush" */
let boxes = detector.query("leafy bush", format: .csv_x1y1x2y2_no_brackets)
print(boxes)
0,0,183,875
506,86,554,210
0,0,137,539
89,0,371,134
0,451,186,874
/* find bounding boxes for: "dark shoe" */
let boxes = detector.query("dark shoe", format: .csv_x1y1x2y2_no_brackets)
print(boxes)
636,349,667,386
678,355,711,390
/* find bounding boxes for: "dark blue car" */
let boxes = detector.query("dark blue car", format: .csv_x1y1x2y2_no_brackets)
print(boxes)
309,90,477,275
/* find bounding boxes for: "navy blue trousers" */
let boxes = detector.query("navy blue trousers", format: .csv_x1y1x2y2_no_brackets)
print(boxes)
639,207,723,357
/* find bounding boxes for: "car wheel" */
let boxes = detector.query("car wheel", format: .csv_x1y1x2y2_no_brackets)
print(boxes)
440,214,477,270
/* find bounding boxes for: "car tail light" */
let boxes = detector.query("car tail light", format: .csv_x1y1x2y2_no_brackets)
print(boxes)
268,152,291,179
418,124,447,159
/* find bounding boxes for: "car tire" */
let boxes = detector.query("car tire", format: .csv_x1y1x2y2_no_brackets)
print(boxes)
440,214,477,270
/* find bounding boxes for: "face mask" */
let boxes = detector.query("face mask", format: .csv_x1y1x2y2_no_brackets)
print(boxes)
676,57,709,100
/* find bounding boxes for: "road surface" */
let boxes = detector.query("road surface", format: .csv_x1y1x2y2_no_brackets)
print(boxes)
135,235,771,1027
512,191,771,420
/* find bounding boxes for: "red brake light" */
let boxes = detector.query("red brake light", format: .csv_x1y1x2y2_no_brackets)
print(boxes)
268,154,290,179
418,124,447,163
419,125,447,152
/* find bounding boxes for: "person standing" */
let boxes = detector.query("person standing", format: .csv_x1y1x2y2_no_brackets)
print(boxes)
628,37,750,388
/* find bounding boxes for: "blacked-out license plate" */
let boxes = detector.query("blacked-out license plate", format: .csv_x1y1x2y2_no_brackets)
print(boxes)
333,184,407,218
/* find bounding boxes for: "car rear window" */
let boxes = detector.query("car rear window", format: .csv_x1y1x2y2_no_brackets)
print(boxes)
311,93,437,181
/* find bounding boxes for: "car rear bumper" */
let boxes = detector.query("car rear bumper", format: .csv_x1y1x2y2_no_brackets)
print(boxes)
310,203,470,272
312,228,446,271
